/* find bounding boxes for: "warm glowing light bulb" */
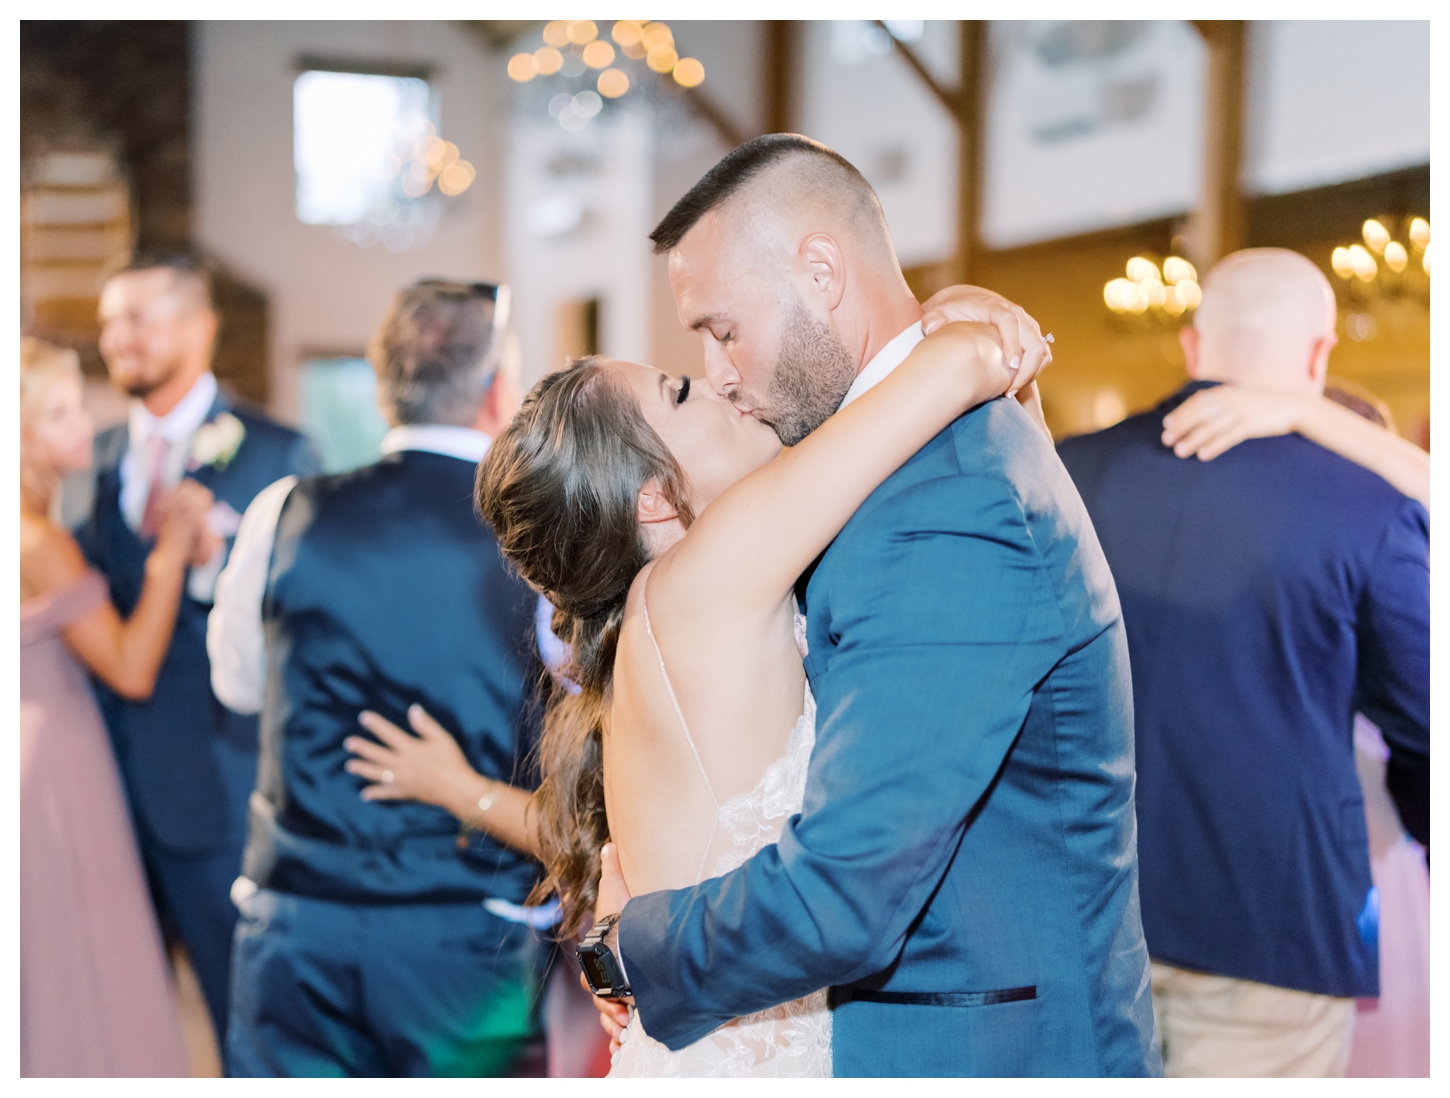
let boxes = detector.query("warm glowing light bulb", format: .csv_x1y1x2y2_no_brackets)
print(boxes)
534,47,564,75
542,22,570,48
642,22,674,50
567,20,599,45
582,40,615,68
1176,280,1202,309
1126,256,1159,283
1140,277,1167,308
508,53,538,82
1103,278,1134,313
1348,244,1377,281
1162,256,1196,285
673,58,705,88
1362,219,1391,254
1409,217,1430,248
439,160,476,196
1092,390,1127,429
1162,285,1186,316
597,68,630,98
1383,240,1408,272
647,45,679,73
612,21,644,47
1331,247,1354,279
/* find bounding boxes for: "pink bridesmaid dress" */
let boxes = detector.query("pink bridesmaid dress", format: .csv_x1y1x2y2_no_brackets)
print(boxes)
20,569,188,1077
1346,715,1430,1078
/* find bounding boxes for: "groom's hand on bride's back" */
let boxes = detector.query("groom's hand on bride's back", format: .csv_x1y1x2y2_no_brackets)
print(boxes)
920,284,1052,395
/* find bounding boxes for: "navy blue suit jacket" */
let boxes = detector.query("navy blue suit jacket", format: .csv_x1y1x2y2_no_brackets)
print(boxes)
75,393,318,854
1057,381,1430,999
245,450,545,905
620,398,1160,1077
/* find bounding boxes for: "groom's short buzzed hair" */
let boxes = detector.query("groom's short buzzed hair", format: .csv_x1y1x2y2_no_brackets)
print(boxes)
650,133,886,255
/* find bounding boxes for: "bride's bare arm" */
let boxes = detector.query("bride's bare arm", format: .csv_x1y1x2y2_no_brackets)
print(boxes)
660,322,1008,615
1162,386,1429,508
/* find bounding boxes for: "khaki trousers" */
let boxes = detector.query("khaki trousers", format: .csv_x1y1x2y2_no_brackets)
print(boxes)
1151,962,1355,1077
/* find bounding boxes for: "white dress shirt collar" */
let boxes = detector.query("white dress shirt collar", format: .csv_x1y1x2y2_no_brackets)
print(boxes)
129,370,219,446
379,424,492,464
837,322,925,410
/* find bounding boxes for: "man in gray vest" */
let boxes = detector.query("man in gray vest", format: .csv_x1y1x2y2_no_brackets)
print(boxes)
208,280,549,1076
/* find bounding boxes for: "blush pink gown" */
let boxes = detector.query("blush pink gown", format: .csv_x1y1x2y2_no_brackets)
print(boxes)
1346,715,1430,1078
20,570,188,1077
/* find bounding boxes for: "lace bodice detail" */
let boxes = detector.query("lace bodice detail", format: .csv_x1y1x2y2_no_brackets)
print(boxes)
609,606,832,1077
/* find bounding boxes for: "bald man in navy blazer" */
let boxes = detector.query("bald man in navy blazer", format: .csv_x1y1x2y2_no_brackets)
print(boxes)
1058,249,1429,1076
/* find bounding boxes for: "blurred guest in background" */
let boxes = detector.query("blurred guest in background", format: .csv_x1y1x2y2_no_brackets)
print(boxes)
209,280,550,1077
1057,248,1429,1077
73,252,320,1042
20,338,215,1077
1163,362,1431,1079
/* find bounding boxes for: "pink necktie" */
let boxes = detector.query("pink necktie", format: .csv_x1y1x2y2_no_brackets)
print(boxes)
138,435,170,539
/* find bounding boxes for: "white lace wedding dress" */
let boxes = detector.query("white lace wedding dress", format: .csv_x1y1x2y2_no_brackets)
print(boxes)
608,603,833,1078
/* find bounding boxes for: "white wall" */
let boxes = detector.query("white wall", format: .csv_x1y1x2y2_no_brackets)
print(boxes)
1243,21,1430,195
797,21,961,268
504,106,654,387
981,20,1207,249
194,21,507,421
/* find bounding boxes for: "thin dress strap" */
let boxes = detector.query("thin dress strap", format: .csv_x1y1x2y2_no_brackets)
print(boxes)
640,583,719,884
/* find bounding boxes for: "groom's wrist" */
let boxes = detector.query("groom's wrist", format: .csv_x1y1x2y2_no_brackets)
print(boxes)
605,912,631,989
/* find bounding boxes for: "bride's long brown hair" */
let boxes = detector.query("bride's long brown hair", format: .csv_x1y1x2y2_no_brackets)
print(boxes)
476,357,694,938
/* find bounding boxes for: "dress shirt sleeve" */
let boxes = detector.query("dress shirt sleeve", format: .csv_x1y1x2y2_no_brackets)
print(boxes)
1354,497,1430,847
208,476,297,715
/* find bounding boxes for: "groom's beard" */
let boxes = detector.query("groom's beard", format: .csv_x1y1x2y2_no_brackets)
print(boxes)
759,302,858,447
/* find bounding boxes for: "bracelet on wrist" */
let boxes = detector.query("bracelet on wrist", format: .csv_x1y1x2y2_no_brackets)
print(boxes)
456,778,500,844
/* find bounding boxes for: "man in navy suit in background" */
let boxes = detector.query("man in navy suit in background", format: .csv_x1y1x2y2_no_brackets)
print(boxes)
75,251,319,1041
1058,248,1429,1076
209,280,550,1077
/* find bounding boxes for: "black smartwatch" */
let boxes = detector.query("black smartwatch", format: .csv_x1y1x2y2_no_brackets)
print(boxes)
578,913,633,998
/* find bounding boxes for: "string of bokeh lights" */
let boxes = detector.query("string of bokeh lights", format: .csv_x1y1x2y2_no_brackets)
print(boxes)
508,21,704,130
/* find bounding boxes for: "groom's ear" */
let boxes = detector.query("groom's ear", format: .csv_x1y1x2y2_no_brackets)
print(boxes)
799,233,847,312
636,478,679,526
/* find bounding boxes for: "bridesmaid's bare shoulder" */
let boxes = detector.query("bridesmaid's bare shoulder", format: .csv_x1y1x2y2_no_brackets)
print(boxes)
20,513,89,601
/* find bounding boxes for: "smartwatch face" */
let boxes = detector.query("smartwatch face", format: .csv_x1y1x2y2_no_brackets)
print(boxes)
580,948,611,991
580,946,621,995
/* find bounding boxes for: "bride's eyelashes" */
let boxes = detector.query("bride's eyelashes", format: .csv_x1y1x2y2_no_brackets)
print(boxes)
676,376,691,405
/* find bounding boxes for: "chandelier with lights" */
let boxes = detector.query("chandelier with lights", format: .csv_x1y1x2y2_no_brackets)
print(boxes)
507,20,704,130
1329,216,1430,343
1102,255,1202,322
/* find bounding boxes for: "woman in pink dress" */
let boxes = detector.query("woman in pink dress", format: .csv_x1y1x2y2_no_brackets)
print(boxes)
20,338,214,1077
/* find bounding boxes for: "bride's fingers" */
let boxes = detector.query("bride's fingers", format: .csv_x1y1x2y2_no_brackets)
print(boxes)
344,758,392,784
407,703,449,740
342,735,395,764
358,710,413,748
359,782,404,802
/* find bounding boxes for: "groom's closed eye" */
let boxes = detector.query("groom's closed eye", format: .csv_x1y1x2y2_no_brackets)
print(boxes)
676,376,691,404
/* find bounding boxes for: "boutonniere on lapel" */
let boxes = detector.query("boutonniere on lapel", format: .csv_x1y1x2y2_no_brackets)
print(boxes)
189,412,246,472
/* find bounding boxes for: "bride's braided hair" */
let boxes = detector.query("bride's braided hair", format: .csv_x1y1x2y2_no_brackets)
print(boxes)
476,357,694,939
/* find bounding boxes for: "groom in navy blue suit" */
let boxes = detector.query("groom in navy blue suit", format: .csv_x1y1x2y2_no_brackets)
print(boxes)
592,136,1159,1076
75,252,318,1039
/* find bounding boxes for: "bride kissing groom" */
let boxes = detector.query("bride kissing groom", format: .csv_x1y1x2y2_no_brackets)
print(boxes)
478,134,1161,1078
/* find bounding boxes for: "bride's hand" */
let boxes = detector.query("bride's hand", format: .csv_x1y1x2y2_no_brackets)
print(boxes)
1161,385,1310,461
919,284,1053,395
344,704,481,808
